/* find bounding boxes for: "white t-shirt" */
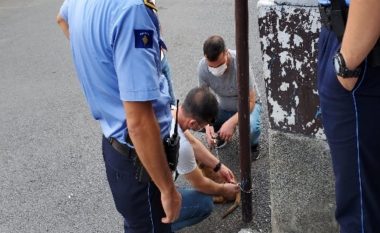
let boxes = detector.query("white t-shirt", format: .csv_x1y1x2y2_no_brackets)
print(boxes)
170,119,197,175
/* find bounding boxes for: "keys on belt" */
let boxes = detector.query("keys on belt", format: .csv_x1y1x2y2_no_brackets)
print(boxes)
318,5,333,30
318,5,347,41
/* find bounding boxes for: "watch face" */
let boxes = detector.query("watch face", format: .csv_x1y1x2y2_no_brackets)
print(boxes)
334,54,340,74
333,52,362,78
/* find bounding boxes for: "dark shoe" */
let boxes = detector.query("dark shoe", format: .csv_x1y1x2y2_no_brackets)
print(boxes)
214,136,227,149
251,144,261,161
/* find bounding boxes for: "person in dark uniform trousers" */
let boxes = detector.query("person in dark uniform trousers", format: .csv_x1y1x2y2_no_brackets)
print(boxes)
317,0,380,232
56,0,181,232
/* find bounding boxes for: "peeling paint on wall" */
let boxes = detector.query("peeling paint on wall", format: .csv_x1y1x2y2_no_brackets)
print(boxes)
258,5,325,139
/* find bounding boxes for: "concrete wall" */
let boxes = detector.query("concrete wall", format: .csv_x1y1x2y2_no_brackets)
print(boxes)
257,0,339,232
258,2,323,138
269,131,337,233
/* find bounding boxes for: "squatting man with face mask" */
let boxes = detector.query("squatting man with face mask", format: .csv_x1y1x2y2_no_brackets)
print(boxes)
197,35,262,159
170,87,239,231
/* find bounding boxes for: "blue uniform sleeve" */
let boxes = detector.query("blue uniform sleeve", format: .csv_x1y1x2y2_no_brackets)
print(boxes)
317,0,350,5
59,0,69,21
112,4,161,102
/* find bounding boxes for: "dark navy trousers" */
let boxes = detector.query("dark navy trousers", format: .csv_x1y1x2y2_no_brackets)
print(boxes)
318,27,380,233
102,136,172,233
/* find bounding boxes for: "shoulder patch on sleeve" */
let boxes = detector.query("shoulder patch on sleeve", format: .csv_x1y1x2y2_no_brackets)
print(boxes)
134,30,154,48
143,0,157,11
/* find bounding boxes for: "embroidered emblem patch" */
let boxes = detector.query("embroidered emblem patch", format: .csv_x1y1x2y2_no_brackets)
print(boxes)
134,30,154,48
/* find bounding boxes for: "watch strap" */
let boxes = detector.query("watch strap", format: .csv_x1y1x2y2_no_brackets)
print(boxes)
335,52,362,78
213,161,222,172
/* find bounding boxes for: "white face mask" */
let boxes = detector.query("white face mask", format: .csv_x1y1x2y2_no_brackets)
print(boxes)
208,63,227,77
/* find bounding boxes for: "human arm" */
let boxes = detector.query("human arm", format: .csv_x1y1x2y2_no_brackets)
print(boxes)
124,101,181,223
337,0,380,91
197,58,209,88
197,60,218,145
184,131,235,183
56,0,70,39
218,89,256,142
184,167,239,201
56,14,70,39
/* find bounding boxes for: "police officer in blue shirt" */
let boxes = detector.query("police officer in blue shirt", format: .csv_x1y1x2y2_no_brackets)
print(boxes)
318,0,380,232
57,0,181,232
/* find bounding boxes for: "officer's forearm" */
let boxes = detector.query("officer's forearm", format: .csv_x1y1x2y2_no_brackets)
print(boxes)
124,101,175,194
56,14,70,40
340,0,380,70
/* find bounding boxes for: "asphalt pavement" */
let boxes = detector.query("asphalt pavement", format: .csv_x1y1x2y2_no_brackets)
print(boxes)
0,0,271,232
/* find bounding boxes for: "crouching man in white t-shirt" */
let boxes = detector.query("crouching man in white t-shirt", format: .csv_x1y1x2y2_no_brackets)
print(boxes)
171,87,239,232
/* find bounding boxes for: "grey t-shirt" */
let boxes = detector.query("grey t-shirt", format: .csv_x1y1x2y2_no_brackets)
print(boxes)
197,49,253,112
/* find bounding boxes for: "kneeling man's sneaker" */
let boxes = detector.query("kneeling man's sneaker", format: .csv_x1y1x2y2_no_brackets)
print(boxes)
214,136,227,149
251,144,261,161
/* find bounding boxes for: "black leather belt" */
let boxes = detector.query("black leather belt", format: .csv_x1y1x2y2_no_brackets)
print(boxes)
106,136,135,158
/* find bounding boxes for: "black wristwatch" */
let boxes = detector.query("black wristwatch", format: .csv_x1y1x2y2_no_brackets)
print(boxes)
333,52,362,78
213,161,222,172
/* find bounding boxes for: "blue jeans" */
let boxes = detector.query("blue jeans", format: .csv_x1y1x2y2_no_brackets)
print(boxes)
213,103,262,146
171,189,213,232
161,54,176,106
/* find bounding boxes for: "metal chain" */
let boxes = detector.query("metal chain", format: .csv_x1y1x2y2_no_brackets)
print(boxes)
237,182,254,194
214,147,220,158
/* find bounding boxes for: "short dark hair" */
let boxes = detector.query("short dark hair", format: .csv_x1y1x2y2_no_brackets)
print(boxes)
182,87,218,125
203,35,226,62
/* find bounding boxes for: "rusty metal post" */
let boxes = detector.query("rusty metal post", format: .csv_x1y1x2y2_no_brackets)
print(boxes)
235,0,253,223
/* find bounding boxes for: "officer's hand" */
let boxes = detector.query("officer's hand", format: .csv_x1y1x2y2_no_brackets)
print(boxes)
219,164,235,184
161,187,182,223
221,183,240,201
337,76,359,91
218,120,236,142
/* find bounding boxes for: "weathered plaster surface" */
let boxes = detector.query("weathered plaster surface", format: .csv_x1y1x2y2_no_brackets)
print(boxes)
274,0,318,7
258,4,324,138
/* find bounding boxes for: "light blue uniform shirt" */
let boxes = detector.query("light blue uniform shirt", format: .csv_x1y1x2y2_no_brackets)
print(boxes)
59,0,172,144
318,0,350,5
